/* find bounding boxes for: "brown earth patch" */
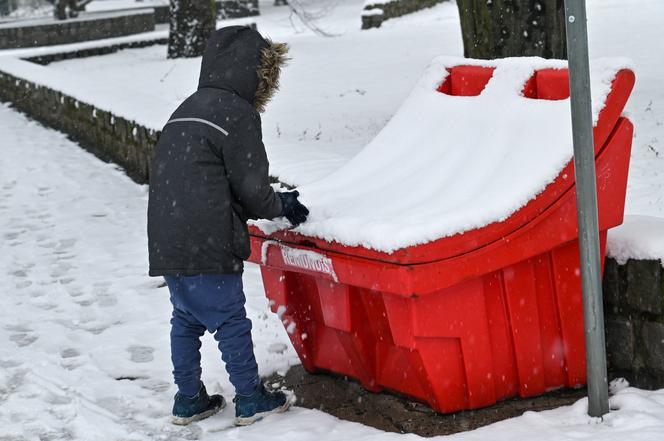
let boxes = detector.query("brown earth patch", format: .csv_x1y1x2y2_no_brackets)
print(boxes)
268,365,587,437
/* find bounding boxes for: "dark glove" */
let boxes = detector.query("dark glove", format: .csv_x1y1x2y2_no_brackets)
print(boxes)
277,191,309,227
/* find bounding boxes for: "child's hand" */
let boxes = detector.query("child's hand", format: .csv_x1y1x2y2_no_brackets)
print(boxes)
277,191,309,227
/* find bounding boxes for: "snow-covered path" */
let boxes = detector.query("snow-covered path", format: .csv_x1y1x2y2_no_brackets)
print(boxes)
0,102,303,440
2,103,664,440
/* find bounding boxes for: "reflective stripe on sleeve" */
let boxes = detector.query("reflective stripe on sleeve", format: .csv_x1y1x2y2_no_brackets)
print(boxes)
166,117,229,136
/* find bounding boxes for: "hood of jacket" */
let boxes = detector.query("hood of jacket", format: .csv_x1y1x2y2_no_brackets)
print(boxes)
198,26,288,112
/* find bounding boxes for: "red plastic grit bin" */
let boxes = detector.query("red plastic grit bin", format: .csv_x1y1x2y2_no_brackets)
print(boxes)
248,65,636,413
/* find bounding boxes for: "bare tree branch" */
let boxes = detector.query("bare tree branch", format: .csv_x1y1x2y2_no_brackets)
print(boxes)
285,0,342,37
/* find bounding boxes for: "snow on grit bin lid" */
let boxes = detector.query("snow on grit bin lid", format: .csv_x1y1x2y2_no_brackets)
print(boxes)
254,57,635,257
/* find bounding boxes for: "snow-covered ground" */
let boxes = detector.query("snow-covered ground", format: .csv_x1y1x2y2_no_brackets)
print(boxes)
1,0,664,439
0,102,298,440
2,98,664,441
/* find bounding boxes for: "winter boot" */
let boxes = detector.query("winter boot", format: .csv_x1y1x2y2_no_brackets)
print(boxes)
233,383,292,426
172,383,226,425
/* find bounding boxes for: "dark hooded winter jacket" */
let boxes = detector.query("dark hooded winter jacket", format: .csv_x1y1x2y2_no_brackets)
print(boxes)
147,26,283,276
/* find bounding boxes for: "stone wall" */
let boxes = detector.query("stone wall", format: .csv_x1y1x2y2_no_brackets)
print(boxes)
152,4,171,24
0,70,157,183
362,0,447,29
0,10,155,49
604,257,664,388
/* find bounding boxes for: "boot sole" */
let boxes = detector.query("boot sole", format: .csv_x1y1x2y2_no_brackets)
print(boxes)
172,398,227,426
233,399,292,426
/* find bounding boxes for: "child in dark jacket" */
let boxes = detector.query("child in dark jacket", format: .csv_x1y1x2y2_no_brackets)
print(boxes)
147,26,309,426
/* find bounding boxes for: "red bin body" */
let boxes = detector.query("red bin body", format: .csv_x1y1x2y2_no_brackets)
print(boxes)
248,65,636,413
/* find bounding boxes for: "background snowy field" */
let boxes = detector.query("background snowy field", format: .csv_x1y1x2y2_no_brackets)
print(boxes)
1,0,664,440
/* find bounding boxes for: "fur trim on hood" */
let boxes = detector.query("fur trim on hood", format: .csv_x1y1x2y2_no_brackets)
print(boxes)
254,39,289,113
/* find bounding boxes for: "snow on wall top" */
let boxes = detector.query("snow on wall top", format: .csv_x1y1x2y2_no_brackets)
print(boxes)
255,56,633,253
0,50,173,130
608,215,664,265
364,0,399,6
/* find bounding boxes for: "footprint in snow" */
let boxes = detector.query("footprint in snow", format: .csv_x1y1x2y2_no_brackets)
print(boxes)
35,302,57,311
9,333,38,347
50,262,73,278
15,280,33,290
65,287,84,298
94,282,118,307
140,379,171,393
4,324,31,332
85,324,109,335
75,298,95,307
4,369,27,392
162,423,203,441
10,269,28,278
62,359,85,371
56,238,76,250
97,293,118,308
4,231,21,240
0,358,22,369
60,348,80,359
45,392,73,406
268,343,288,354
127,345,155,363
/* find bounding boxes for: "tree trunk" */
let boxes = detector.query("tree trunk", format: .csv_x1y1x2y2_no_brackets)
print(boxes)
0,0,11,17
168,0,217,59
456,0,567,59
54,0,68,20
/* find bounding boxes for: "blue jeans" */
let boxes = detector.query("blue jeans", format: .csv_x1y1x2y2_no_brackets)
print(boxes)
165,274,259,397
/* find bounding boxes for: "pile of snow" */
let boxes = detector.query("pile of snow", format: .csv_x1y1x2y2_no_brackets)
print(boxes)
256,56,632,252
608,215,664,264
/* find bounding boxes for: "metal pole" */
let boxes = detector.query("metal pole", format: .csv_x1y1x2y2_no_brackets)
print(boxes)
563,0,610,418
